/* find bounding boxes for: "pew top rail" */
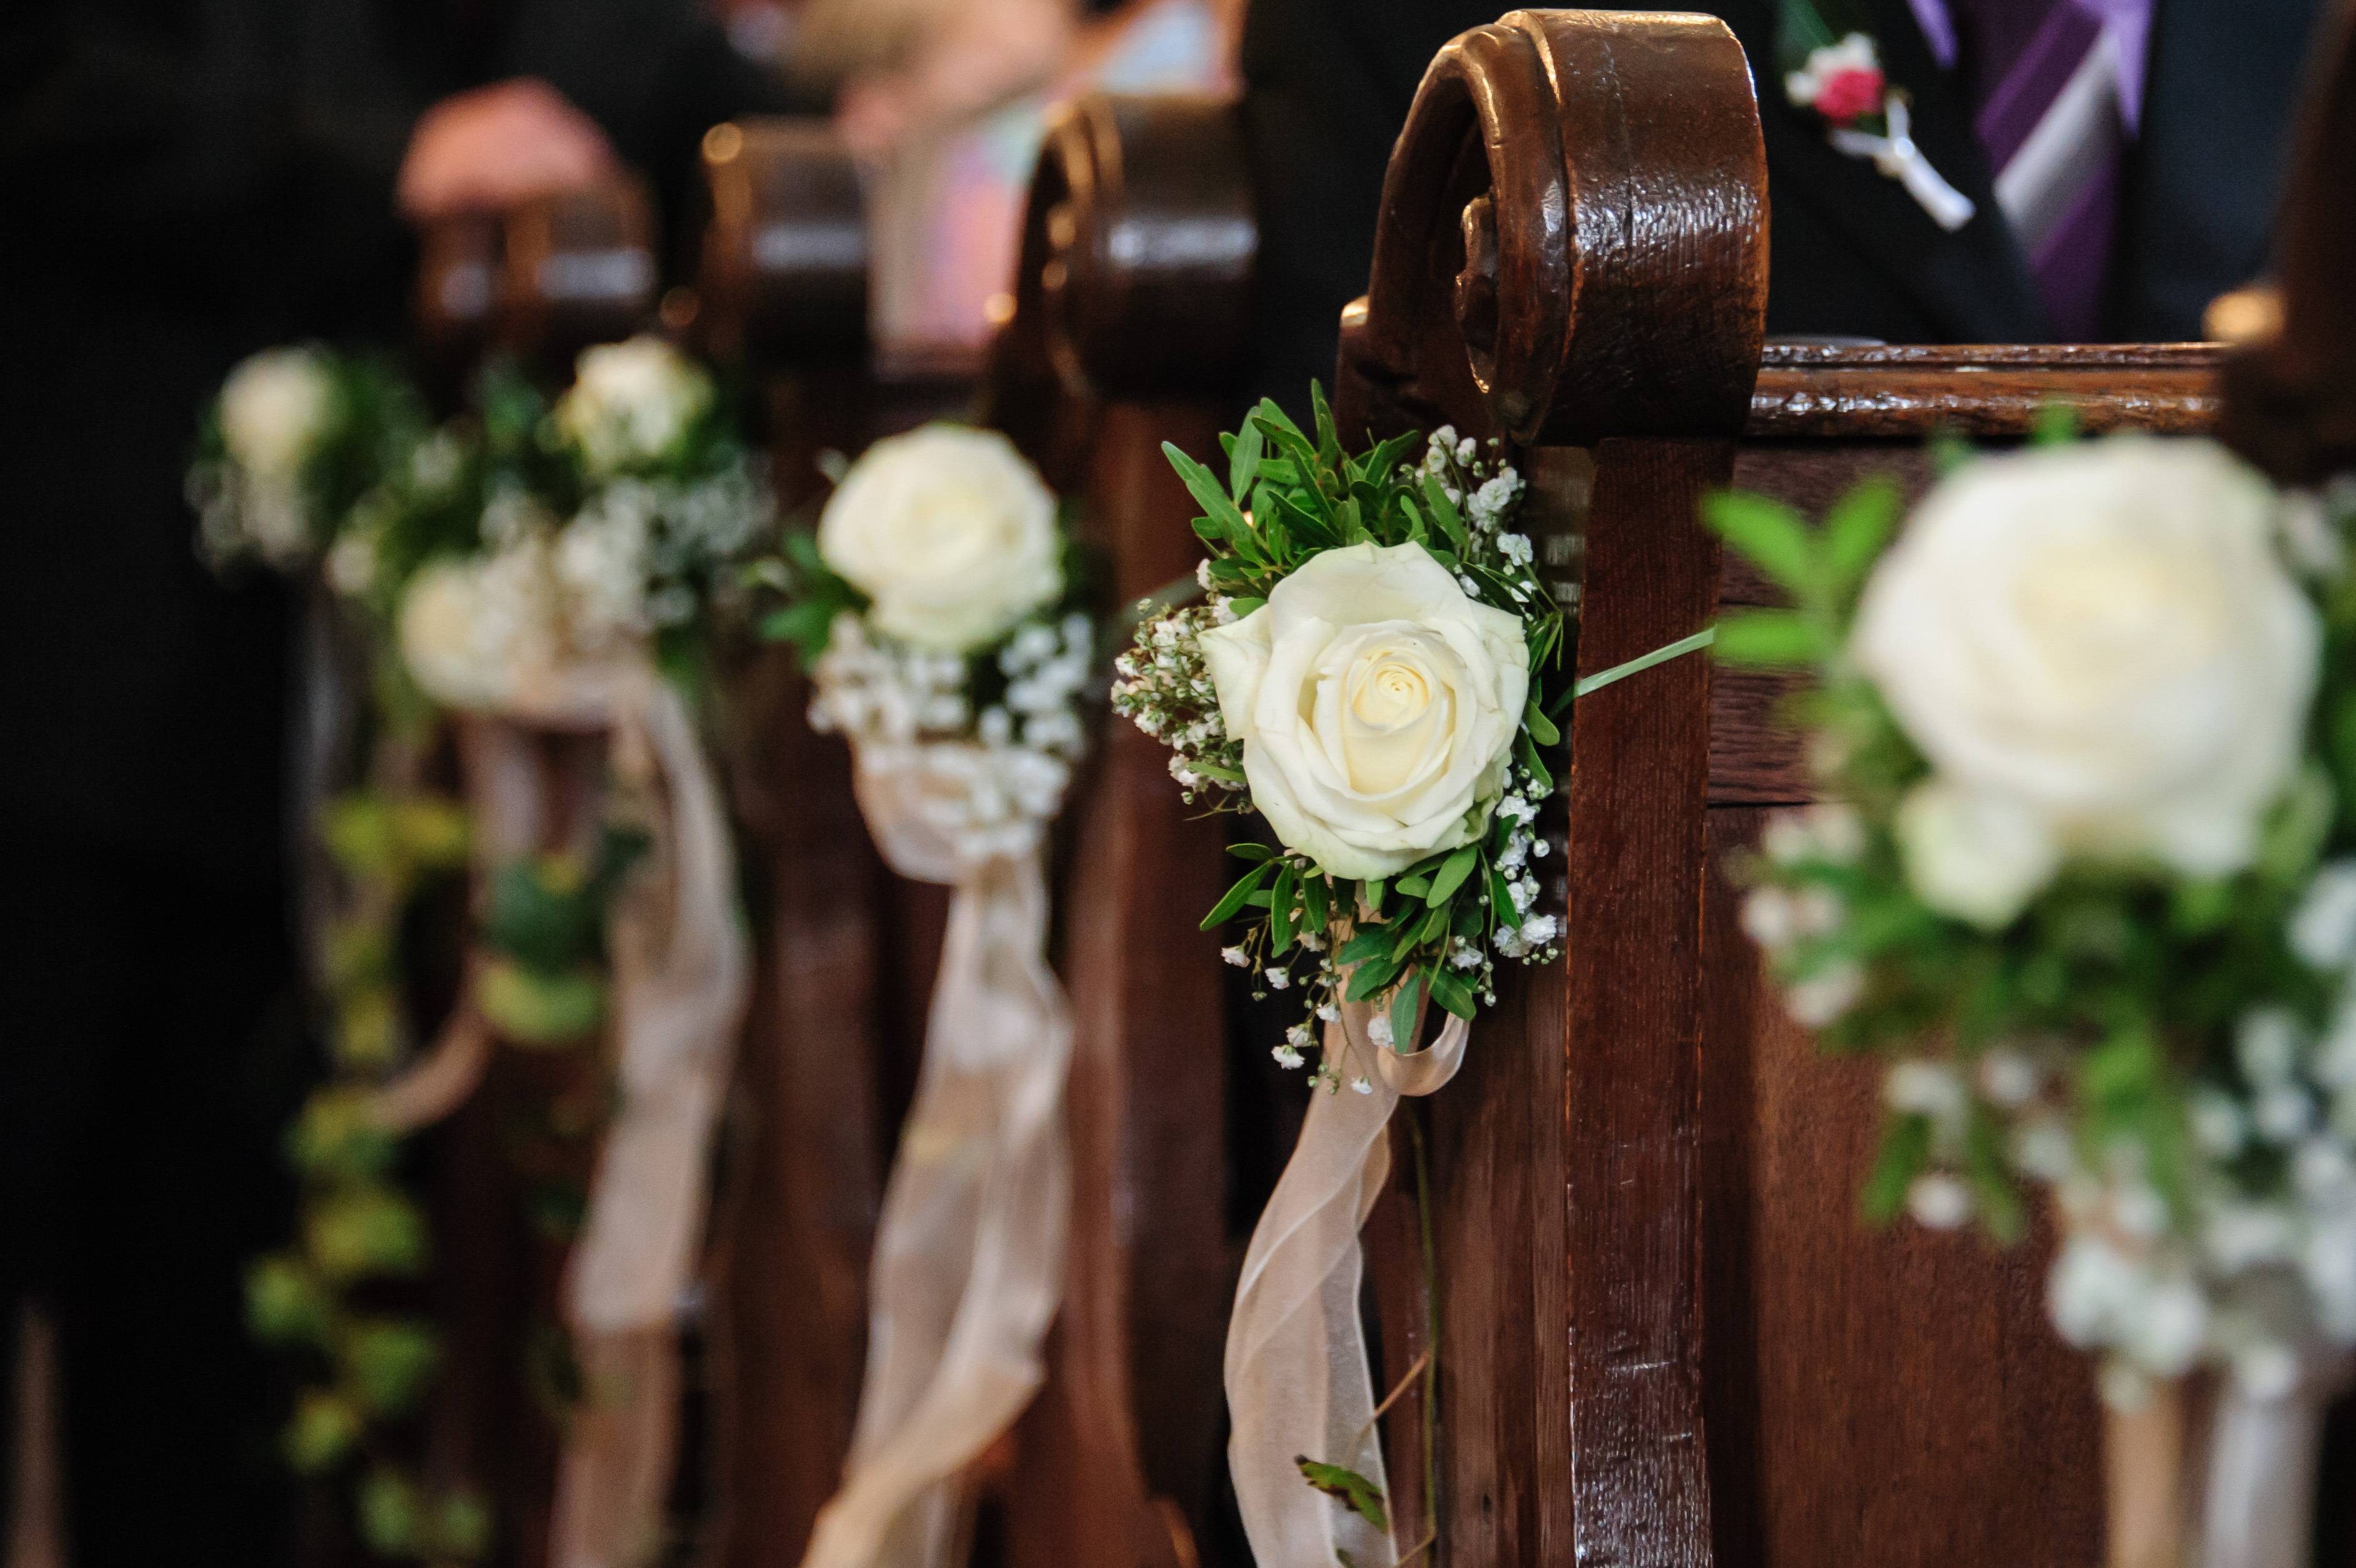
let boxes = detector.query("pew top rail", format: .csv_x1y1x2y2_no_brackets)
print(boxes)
415,177,658,385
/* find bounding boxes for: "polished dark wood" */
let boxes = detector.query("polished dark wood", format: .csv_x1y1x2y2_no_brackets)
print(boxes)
985,92,1249,1568
687,117,915,1568
1325,9,2268,1564
1750,342,2222,437
416,180,659,395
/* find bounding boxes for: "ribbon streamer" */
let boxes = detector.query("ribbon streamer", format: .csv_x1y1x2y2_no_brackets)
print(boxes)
1226,977,1467,1568
800,742,1074,1568
1829,96,1978,231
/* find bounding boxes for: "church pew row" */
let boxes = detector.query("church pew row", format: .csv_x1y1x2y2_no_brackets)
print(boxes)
693,99,1257,1567
404,181,662,1567
979,91,1252,1568
1326,10,2354,1564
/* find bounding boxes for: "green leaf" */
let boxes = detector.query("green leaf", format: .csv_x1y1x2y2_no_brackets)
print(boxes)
1418,474,1469,552
479,959,606,1045
430,1489,495,1560
1702,490,1817,593
1300,871,1331,932
1489,869,1517,921
359,1467,423,1556
284,1392,361,1474
1822,476,1902,590
1523,701,1560,747
1364,878,1386,916
247,1257,332,1347
1425,844,1480,907
1270,864,1300,954
1710,608,1825,667
1336,927,1393,966
1344,953,1403,1002
1164,441,1253,548
1228,419,1264,504
1394,874,1432,899
1309,381,1344,467
307,1187,429,1282
1861,1114,1932,1225
1388,968,1426,1053
2030,401,2083,446
1296,1457,1390,1534
1226,842,1276,862
1428,966,1477,1019
342,1319,441,1416
1201,862,1272,930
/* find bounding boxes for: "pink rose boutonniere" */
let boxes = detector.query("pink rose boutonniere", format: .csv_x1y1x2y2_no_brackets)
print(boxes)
1781,28,1977,231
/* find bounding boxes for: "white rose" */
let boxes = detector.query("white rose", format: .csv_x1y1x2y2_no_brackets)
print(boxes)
219,347,337,481
818,424,1062,653
397,543,562,709
1199,541,1530,880
556,336,712,474
1894,777,2060,928
1854,436,2318,914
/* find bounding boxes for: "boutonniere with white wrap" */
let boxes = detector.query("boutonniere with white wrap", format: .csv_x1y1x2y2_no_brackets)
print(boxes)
1120,392,1705,1565
757,423,1092,1568
1716,432,2356,1568
202,336,771,1564
1777,0,1975,231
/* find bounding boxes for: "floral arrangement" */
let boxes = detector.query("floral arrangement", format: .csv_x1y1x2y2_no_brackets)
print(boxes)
190,346,431,570
1717,431,2356,1404
197,334,770,1561
754,421,1094,1568
761,422,1094,861
1114,394,1564,1078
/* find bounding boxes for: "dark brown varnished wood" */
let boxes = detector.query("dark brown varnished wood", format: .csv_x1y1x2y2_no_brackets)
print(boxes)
2220,0,2356,484
984,92,1249,1568
688,118,912,1568
1749,342,2222,437
1339,13,1765,1564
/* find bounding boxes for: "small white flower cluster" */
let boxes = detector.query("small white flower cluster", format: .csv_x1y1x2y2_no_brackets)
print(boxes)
1414,426,1537,599
1111,604,1245,802
1745,831,2356,1400
567,461,774,630
1740,803,1871,1026
811,610,1094,864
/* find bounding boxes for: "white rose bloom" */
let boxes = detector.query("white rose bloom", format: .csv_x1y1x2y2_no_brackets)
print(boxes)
1854,437,2318,900
1199,541,1530,880
219,347,336,481
556,336,712,474
1894,777,2061,928
819,424,1063,654
397,542,562,709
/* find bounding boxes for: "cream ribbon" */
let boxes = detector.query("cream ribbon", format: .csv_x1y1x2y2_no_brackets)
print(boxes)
2105,1351,2354,1568
800,742,1074,1568
1827,95,1978,232
1226,981,1467,1568
356,659,750,1568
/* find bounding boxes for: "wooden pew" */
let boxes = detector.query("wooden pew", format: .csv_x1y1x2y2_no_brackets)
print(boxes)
977,91,1255,1568
401,181,661,1566
694,119,922,1568
1327,10,2300,1564
699,94,1260,1567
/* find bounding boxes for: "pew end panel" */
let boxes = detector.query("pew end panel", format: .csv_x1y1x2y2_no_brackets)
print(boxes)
984,89,1256,1568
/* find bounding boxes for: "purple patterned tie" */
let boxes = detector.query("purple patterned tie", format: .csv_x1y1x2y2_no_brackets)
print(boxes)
1942,0,2149,337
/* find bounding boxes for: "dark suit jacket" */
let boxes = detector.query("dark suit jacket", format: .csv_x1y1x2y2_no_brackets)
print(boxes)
1240,0,2325,409
0,0,794,882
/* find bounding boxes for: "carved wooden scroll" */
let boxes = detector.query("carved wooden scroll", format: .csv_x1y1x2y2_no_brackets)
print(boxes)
1332,8,2277,1564
980,91,1255,1568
